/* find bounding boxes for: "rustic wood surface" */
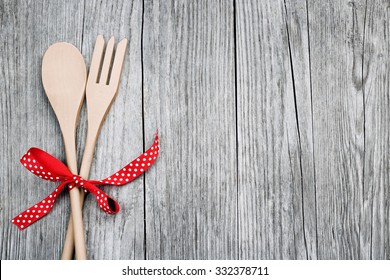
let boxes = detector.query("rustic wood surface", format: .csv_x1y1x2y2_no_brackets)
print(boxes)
0,0,389,260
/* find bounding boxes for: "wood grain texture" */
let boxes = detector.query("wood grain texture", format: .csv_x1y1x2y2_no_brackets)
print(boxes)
307,0,366,259
1,0,390,260
236,0,307,259
143,0,237,259
361,0,390,260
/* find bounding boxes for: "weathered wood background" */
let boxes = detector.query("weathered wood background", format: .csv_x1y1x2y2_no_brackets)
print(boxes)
1,0,389,260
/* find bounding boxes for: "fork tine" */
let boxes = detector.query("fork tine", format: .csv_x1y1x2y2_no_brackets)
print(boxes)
88,35,105,85
109,38,128,90
99,36,115,85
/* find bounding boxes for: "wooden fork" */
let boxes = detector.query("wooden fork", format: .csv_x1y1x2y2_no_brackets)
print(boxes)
61,35,128,259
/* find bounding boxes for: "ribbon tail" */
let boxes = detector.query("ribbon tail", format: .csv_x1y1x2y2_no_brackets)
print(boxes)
11,182,68,230
83,182,120,215
99,133,160,186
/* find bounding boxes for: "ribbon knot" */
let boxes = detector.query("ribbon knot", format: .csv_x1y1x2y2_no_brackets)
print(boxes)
12,133,159,230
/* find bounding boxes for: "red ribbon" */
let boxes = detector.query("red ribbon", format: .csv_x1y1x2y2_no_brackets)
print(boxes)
12,133,159,230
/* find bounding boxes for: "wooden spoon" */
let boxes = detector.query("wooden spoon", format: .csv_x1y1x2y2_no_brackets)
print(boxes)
42,42,87,260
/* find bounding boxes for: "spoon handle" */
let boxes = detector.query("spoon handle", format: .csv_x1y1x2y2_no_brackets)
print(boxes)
62,129,87,260
61,125,100,259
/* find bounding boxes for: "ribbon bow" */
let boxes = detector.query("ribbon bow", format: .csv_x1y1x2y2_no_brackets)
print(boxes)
12,133,159,230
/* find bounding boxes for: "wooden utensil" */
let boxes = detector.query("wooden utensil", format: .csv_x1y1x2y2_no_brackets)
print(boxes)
61,35,128,260
42,42,87,260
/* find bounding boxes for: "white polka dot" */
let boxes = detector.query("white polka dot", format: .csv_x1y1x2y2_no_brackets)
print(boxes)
28,220,31,223
34,165,38,168
40,166,43,170
42,171,45,175
17,220,20,223
48,172,51,175
35,215,39,218
44,210,47,213
28,158,31,162
27,210,30,213
133,174,136,177
24,163,27,166
21,225,24,229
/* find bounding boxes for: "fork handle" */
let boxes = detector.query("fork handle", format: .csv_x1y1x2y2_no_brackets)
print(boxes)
61,126,99,260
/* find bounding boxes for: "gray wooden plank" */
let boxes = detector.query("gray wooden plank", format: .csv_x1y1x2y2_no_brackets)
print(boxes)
0,0,85,259
143,0,238,259
284,0,318,260
307,0,366,259
236,0,307,259
80,0,145,259
361,1,390,260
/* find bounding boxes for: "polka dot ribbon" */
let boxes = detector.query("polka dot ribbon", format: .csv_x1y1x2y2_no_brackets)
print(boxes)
11,133,159,230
